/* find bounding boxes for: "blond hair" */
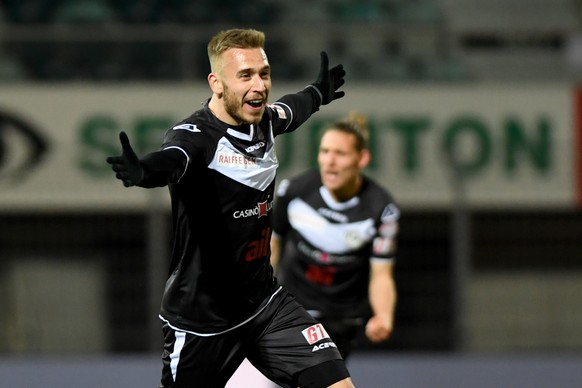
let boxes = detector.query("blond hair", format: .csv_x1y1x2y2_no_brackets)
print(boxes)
323,112,370,151
207,29,266,72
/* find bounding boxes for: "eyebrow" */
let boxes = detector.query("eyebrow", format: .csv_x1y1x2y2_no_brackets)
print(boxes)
237,65,271,76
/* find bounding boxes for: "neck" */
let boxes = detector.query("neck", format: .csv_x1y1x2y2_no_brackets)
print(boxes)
331,175,363,202
208,96,236,125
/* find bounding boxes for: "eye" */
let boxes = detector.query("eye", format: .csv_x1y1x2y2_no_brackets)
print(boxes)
0,109,49,183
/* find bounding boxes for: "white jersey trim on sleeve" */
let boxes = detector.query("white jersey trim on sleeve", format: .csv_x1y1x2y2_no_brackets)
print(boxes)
163,145,190,183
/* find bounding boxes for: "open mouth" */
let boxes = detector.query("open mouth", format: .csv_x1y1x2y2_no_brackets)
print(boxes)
246,99,264,108
323,171,339,180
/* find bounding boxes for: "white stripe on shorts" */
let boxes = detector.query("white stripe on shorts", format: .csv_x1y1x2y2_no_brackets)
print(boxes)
170,331,186,382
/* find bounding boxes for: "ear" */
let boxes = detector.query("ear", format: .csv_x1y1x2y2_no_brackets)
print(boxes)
359,149,371,169
208,73,223,96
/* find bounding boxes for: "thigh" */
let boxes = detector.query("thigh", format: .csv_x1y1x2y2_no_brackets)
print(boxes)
159,323,248,388
248,289,347,388
318,318,363,360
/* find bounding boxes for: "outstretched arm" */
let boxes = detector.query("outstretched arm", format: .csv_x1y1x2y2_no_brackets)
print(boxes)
106,131,187,188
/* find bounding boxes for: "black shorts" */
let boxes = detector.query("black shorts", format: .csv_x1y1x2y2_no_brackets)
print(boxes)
160,287,349,388
315,317,364,360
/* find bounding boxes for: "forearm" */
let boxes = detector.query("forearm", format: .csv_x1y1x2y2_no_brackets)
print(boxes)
366,262,397,343
369,274,397,324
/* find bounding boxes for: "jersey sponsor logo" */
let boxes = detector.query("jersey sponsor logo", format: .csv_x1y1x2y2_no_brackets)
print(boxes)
233,200,273,219
209,137,277,191
245,227,271,262
302,323,330,345
297,241,358,265
217,151,259,169
305,264,337,286
318,207,349,223
312,341,338,352
173,123,201,132
268,104,287,119
245,141,265,153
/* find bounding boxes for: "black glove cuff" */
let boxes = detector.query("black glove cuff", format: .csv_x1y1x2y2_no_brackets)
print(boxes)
304,84,323,111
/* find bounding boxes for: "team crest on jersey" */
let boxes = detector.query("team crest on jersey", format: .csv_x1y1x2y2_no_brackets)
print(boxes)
344,230,365,249
301,323,330,345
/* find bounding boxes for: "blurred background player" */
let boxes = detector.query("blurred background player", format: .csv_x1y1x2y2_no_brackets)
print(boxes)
271,112,399,360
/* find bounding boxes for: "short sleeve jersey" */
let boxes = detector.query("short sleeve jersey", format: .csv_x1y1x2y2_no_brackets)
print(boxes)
158,98,309,335
272,170,400,318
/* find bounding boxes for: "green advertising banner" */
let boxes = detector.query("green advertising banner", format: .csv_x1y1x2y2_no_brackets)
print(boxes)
0,83,577,211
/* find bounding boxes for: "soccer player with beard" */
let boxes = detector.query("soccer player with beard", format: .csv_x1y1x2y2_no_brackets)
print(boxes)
106,29,354,388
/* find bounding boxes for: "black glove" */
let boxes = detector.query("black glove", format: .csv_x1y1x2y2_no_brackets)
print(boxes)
106,131,144,187
309,51,346,105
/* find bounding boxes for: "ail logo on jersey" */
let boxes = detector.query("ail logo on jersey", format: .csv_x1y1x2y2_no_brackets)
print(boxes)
245,227,271,262
301,323,330,345
233,200,273,219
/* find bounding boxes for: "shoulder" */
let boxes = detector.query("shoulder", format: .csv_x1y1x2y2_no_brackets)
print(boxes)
165,109,220,141
361,176,400,220
276,170,321,198
361,176,395,202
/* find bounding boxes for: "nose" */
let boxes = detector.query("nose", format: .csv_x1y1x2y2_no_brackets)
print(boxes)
252,75,266,92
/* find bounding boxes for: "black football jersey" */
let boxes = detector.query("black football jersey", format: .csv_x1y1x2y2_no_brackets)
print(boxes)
157,91,317,334
272,170,400,318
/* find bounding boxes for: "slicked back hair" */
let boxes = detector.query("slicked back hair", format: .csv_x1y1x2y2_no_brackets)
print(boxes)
322,112,370,152
207,29,266,73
